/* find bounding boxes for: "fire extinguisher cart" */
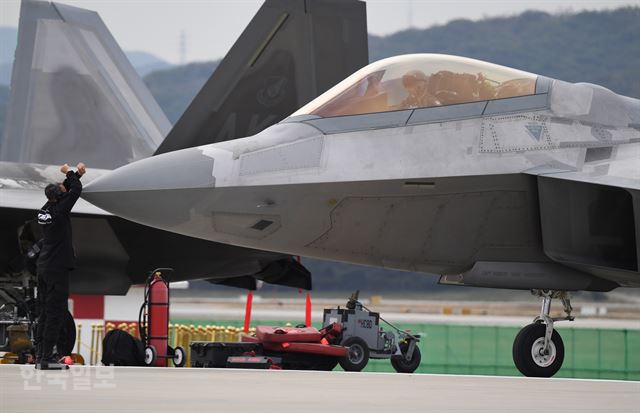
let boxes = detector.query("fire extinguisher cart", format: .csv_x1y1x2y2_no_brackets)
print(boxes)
138,268,186,367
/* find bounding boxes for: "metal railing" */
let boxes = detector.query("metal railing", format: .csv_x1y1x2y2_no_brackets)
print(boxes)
77,320,639,379
83,322,254,367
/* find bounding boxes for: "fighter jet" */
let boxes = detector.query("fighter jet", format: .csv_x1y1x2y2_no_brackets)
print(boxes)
0,0,368,295
83,53,640,377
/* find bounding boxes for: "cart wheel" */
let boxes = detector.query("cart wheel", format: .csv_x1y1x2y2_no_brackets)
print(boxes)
144,345,157,366
339,337,369,372
391,342,421,373
173,346,186,367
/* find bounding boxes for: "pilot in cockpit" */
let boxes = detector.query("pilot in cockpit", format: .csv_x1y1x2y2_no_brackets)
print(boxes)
399,70,441,109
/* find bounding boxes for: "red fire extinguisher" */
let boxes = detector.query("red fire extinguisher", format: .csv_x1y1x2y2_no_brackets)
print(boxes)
138,268,185,367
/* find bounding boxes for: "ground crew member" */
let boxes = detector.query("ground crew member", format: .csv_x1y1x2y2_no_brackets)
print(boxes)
35,162,86,369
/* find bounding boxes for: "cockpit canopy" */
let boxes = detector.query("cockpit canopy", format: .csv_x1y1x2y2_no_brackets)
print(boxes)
293,54,537,118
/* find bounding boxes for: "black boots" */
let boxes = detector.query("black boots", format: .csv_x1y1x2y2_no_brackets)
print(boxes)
35,355,69,370
36,343,68,370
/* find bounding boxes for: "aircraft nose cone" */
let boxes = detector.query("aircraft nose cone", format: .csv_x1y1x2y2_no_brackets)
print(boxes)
82,147,224,228
84,147,216,193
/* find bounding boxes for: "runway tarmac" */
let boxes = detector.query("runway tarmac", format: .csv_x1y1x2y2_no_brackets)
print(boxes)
1,365,638,413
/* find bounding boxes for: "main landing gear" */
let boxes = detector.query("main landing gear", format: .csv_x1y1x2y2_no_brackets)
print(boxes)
513,290,574,377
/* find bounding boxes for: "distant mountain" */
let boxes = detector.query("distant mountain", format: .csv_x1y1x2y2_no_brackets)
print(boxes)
143,61,219,124
125,51,174,76
0,27,17,65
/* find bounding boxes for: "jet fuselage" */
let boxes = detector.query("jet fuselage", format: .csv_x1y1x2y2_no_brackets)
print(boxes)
83,54,640,292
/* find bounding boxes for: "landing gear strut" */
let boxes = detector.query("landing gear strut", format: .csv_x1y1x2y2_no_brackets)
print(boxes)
512,290,574,377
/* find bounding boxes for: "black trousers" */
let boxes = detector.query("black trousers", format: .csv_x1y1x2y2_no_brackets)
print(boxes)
36,270,69,358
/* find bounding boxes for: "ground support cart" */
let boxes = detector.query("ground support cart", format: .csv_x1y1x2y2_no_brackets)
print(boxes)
191,324,348,370
323,291,422,373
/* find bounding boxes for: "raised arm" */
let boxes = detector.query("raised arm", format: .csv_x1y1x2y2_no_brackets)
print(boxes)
57,163,85,213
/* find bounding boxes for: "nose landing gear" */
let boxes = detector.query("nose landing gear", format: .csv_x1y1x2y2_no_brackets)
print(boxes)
512,290,574,377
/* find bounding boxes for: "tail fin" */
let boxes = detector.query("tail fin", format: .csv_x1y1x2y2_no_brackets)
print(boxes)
1,0,171,169
154,0,368,155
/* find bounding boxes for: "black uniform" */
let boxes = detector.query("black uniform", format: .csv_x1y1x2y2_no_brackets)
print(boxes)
35,171,82,359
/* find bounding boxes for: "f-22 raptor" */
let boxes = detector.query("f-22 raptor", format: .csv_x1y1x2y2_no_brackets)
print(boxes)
0,0,367,359
0,0,368,294
84,53,640,377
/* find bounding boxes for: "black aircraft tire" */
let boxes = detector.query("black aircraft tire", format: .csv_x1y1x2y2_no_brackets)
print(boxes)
339,337,369,372
513,323,564,377
56,311,76,356
391,343,421,373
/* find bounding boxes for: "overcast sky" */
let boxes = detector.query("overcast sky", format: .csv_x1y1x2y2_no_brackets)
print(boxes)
0,0,637,64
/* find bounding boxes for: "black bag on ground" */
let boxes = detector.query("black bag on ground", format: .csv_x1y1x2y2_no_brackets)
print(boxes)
101,329,145,366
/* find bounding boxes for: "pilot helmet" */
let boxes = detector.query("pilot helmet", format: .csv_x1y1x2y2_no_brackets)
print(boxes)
402,70,428,89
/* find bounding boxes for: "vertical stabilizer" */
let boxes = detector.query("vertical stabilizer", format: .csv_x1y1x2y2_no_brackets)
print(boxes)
1,0,171,168
154,0,368,154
